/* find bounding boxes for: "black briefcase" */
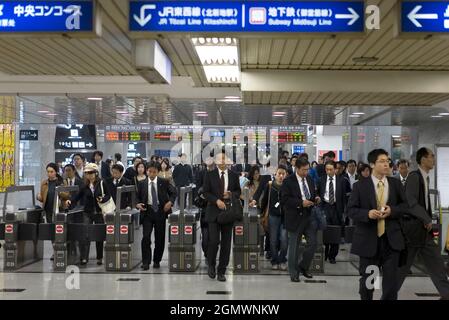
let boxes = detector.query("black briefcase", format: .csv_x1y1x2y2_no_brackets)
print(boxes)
217,195,243,225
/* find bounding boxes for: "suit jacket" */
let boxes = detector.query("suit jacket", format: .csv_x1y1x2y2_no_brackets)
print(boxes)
63,176,85,208
347,176,408,257
105,176,132,209
280,174,317,233
318,175,348,217
203,168,241,223
137,177,177,220
99,161,112,179
73,179,112,215
172,163,193,187
402,169,433,247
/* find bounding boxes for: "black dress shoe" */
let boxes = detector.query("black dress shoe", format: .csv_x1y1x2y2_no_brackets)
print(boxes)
153,262,160,269
80,259,87,265
290,275,300,282
300,267,313,279
97,260,103,266
142,264,150,271
208,266,216,279
217,274,226,282
329,258,337,264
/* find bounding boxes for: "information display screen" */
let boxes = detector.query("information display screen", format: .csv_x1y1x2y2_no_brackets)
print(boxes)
54,124,96,150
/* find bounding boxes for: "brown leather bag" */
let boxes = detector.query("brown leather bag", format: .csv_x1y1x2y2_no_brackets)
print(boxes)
260,181,272,232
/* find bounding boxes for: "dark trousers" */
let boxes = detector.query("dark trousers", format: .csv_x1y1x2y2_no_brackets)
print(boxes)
287,218,317,277
200,209,208,258
207,222,233,275
323,203,341,260
79,213,104,261
398,234,449,298
358,235,400,300
141,210,166,265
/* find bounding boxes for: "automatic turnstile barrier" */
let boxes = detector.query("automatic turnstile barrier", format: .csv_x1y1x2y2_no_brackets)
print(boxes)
233,187,260,273
168,186,201,272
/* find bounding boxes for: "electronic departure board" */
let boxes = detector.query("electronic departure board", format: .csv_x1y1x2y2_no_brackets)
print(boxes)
272,126,307,143
153,126,193,141
104,125,151,142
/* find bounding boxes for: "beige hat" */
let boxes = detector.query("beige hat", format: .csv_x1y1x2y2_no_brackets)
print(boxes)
84,163,99,172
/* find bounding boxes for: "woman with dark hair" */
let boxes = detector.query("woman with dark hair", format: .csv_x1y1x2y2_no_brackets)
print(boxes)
158,158,173,185
311,161,318,168
123,156,143,181
37,163,66,261
65,163,113,266
357,163,371,179
135,162,147,184
37,163,65,224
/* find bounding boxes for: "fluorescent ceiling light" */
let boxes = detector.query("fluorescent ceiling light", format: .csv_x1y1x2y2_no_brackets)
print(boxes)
224,96,241,99
47,113,58,116
349,115,361,118
194,111,207,114
273,112,286,115
192,37,240,84
352,112,365,115
38,110,49,113
195,113,208,117
217,98,242,102
431,115,443,118
87,97,103,101
438,113,449,116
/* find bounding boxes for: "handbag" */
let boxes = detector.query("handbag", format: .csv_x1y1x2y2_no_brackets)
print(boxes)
97,180,116,215
217,193,243,225
260,182,272,233
312,205,327,231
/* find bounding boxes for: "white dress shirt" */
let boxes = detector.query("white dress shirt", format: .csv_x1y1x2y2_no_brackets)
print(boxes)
218,169,229,192
66,177,76,186
148,176,158,205
97,162,103,179
324,175,337,203
296,173,310,199
347,172,357,189
76,167,84,178
371,175,389,208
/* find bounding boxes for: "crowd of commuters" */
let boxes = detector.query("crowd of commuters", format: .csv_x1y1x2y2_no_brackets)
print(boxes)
36,147,449,299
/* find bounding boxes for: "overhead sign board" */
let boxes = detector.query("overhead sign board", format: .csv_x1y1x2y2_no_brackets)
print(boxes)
402,1,449,33
0,1,99,35
19,130,38,141
129,1,365,33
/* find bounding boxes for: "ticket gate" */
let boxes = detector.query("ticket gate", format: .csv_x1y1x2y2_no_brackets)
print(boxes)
233,187,260,273
0,186,44,271
104,186,141,272
168,186,201,272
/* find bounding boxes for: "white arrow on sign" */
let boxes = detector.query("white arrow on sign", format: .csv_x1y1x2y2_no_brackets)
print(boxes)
335,7,360,26
86,143,93,147
407,5,438,28
134,4,156,27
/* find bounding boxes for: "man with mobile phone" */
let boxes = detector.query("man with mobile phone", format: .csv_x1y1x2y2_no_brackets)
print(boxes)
281,157,320,282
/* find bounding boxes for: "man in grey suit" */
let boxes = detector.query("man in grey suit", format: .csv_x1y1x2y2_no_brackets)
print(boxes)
398,147,449,300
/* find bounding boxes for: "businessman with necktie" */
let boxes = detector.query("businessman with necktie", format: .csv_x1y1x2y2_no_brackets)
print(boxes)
347,149,408,300
137,161,177,270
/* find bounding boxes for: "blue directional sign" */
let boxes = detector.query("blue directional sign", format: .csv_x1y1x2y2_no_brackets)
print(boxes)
0,1,94,33
130,1,365,33
402,1,449,32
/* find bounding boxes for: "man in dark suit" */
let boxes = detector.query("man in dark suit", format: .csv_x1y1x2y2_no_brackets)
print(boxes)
63,164,85,209
346,159,358,190
136,161,177,270
398,148,449,299
394,159,410,188
347,149,408,300
93,150,112,180
203,151,241,282
281,157,320,282
105,164,132,209
318,160,349,264
173,153,193,205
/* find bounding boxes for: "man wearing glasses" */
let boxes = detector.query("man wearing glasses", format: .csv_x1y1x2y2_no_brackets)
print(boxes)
347,149,408,300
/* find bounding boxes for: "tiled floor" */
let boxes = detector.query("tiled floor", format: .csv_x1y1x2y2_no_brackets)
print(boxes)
0,242,445,300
